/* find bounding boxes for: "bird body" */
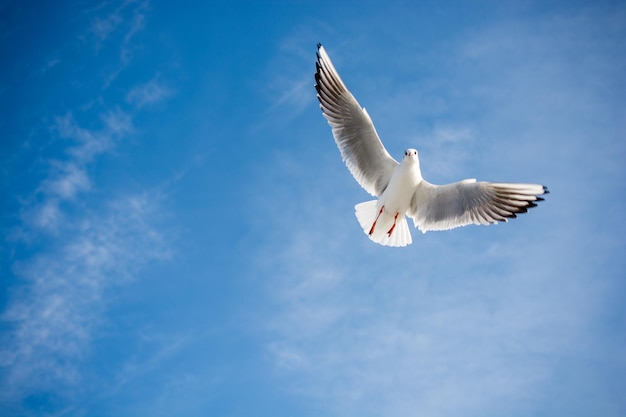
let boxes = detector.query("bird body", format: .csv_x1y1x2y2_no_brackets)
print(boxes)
355,149,422,246
314,44,547,247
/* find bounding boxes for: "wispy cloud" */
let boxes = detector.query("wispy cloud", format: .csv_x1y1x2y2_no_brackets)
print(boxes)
18,111,132,233
82,0,151,88
126,76,174,108
87,0,148,47
90,11,123,45
55,112,116,162
1,0,175,407
41,161,91,200
1,192,169,407
2,35,188,417
2,108,169,409
259,39,318,125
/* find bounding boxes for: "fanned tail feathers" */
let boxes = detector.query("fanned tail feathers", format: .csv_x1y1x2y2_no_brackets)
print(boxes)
355,200,412,247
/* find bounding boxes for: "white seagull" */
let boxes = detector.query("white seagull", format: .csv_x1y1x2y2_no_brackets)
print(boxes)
315,44,547,247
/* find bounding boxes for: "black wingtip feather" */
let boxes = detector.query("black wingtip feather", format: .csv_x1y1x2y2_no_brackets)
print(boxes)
315,68,321,82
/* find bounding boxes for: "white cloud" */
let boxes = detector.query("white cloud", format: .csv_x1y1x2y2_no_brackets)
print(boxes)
100,108,134,136
126,77,174,108
1,193,169,406
3,102,168,411
41,161,91,199
90,11,123,44
26,199,63,231
88,0,148,47
83,0,151,88
1,1,178,414
17,111,133,233
55,112,114,162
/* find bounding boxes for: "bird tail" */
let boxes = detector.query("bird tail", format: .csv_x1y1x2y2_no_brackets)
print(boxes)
354,200,412,247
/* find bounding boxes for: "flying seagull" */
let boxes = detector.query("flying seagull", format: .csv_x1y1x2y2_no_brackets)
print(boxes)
314,44,547,247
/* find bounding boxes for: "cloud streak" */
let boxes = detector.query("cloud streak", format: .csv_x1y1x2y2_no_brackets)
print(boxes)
19,111,131,233
1,192,169,409
1,2,176,413
83,0,151,88
126,76,174,108
1,106,169,411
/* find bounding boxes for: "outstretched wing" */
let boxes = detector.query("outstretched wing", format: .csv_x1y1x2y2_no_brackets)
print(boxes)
315,44,397,197
409,180,547,232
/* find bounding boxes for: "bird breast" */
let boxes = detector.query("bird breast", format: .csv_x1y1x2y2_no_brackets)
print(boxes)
379,161,422,213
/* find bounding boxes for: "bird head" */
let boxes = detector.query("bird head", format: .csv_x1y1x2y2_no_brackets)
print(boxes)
403,148,421,177
403,148,418,160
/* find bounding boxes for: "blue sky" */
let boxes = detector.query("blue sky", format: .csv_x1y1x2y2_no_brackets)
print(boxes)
1,1,625,416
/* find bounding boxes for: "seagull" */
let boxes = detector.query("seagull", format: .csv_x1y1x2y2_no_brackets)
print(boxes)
314,44,547,247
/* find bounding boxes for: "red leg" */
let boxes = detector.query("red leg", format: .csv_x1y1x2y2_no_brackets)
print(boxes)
369,206,384,236
387,212,399,236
